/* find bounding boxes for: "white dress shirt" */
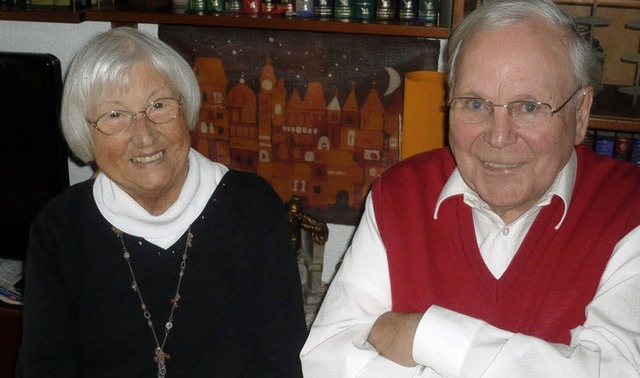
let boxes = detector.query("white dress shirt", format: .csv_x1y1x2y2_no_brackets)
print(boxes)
300,152,640,377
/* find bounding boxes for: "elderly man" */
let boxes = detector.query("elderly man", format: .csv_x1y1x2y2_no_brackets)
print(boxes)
300,0,640,376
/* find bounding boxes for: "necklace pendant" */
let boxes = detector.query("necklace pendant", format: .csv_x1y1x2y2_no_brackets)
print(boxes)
155,347,168,378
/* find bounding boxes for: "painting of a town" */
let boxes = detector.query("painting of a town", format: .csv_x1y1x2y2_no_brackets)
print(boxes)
160,25,440,224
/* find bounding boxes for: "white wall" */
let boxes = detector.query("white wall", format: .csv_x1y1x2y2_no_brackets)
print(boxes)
0,21,158,184
0,20,355,281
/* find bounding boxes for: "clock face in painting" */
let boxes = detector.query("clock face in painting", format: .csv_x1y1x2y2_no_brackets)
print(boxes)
262,80,273,90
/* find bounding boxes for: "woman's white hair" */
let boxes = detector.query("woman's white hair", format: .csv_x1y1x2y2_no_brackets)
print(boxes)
60,27,201,163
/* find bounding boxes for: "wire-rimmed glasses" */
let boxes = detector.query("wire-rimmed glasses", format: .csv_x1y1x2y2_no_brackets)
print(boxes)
448,88,582,127
88,97,183,136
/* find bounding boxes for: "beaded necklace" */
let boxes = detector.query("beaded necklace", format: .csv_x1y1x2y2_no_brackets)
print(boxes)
113,226,193,378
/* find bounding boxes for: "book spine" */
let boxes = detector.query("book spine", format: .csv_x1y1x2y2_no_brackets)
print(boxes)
354,0,375,20
614,132,632,161
224,0,242,13
277,0,294,15
594,130,615,157
375,0,396,20
206,0,225,11
418,0,439,25
242,0,261,14
582,129,595,150
314,0,334,17
397,0,417,21
189,0,207,11
295,0,314,16
334,0,355,19
438,0,452,26
262,0,278,13
630,134,640,167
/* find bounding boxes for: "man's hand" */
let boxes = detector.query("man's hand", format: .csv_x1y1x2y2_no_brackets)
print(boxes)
367,311,423,367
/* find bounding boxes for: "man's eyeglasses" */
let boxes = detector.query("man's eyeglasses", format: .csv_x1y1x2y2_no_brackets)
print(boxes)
88,97,182,136
448,87,582,127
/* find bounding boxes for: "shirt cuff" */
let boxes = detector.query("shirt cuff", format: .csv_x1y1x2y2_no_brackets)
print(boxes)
412,305,485,376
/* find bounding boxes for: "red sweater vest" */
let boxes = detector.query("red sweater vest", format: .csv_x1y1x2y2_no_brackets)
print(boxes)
372,145,640,344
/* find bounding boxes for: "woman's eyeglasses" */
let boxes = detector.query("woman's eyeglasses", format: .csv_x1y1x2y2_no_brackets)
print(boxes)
88,97,182,136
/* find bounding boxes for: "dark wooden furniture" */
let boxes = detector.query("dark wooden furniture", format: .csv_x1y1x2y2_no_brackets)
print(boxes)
0,303,22,378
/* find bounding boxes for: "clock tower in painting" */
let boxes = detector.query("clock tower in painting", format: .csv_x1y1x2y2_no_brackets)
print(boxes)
258,55,278,164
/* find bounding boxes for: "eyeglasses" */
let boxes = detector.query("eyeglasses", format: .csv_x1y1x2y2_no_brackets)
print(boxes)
88,97,182,136
448,87,582,127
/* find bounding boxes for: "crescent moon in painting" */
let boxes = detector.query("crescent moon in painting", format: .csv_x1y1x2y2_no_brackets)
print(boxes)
383,66,402,96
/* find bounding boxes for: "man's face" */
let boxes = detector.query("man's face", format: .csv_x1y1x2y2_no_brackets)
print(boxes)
448,18,592,223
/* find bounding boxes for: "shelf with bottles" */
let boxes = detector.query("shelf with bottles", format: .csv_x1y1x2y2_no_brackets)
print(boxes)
0,0,466,38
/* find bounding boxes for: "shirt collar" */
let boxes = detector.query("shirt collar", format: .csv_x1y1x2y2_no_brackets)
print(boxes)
434,150,577,229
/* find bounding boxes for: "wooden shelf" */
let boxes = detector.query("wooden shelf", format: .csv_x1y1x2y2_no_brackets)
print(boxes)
0,302,22,378
590,84,640,133
87,8,453,37
589,116,640,133
0,3,83,22
1,0,460,38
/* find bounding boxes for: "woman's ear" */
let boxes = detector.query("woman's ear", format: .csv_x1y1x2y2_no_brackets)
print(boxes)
574,86,594,146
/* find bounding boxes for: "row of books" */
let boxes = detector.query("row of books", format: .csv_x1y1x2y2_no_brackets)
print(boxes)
0,258,24,306
583,130,640,167
187,0,453,25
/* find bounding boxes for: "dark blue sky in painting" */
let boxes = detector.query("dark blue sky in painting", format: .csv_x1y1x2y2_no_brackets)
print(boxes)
159,25,440,108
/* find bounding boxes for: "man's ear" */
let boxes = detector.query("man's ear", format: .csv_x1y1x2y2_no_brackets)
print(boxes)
574,86,594,145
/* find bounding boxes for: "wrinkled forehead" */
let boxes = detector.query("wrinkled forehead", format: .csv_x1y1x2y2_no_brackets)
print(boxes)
457,19,574,90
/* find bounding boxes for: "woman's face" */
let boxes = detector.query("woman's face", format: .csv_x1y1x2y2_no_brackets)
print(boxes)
88,62,191,213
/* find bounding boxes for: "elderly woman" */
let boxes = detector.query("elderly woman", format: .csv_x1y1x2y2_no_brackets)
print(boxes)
17,27,307,377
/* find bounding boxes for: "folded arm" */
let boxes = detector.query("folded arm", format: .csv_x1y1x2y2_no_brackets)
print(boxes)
300,195,420,377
